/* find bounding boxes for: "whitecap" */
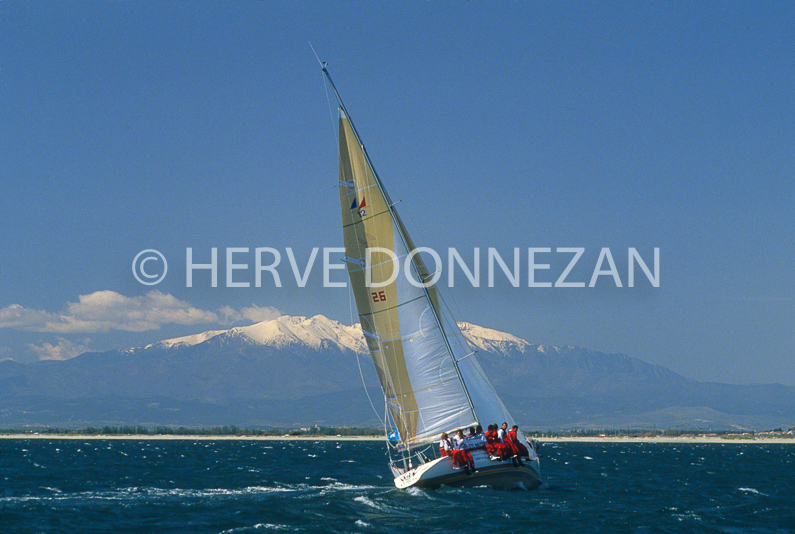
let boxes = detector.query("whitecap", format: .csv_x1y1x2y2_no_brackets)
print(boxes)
405,486,444,500
320,482,376,493
672,512,702,522
354,495,386,511
244,486,298,494
219,523,289,533
354,519,370,527
739,487,767,496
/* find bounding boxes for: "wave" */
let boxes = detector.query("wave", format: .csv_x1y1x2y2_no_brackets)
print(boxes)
738,487,768,496
0,485,300,505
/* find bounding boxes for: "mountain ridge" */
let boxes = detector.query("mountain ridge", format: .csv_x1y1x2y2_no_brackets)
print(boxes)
1,314,792,430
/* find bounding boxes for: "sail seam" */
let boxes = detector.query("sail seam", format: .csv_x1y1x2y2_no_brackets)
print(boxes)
339,183,379,196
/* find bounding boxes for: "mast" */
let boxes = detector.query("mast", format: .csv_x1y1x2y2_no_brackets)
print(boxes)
322,65,479,429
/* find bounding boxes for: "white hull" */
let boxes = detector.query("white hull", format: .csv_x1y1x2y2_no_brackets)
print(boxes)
392,449,541,490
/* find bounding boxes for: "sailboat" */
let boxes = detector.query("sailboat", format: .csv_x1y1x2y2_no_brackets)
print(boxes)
323,65,541,490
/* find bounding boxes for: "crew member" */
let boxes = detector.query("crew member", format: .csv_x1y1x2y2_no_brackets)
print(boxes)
454,429,476,474
509,424,530,458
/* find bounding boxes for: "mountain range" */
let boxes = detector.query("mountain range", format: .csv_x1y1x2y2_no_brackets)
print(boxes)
1,314,793,431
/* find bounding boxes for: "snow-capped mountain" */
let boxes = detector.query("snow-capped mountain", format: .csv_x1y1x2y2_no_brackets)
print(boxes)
147,314,532,357
2,314,794,430
457,322,532,354
149,315,367,354
146,329,227,350
235,315,365,352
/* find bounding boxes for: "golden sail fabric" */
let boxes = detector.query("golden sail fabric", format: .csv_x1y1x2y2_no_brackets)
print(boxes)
338,110,516,447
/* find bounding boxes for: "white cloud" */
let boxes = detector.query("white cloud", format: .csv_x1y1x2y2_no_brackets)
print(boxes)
219,304,282,324
1,291,284,340
0,304,55,330
27,337,93,361
0,290,220,333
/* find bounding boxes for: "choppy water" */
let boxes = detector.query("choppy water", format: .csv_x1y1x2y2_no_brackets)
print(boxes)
1,439,793,533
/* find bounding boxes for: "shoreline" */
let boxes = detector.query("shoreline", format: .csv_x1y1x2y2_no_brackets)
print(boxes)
0,434,384,441
539,435,795,444
0,434,792,443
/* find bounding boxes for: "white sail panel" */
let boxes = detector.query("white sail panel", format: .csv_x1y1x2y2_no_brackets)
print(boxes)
436,301,516,429
417,278,517,433
391,224,478,444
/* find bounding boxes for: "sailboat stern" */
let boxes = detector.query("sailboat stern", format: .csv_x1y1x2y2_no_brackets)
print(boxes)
393,451,541,491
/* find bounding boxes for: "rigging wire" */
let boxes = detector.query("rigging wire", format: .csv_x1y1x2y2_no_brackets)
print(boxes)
309,42,339,152
351,284,386,428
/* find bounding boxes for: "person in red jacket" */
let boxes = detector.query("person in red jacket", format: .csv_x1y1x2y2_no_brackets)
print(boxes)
485,424,509,460
508,424,530,459
498,422,522,466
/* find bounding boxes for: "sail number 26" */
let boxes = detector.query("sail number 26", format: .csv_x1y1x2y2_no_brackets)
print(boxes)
371,291,387,303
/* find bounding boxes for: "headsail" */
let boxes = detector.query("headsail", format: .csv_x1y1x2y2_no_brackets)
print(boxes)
328,67,517,449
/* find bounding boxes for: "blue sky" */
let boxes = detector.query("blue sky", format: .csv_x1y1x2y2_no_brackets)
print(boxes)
1,1,793,386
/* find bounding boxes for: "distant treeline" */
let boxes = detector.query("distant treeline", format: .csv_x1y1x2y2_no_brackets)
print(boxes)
2,426,791,438
0,425,384,437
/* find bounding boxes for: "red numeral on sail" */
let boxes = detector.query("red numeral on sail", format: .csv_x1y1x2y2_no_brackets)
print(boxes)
371,291,387,303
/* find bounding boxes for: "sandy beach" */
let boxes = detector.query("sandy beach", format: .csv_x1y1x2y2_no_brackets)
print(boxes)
0,433,384,441
538,435,795,444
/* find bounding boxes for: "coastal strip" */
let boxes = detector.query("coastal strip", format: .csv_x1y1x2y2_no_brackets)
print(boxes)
0,433,384,441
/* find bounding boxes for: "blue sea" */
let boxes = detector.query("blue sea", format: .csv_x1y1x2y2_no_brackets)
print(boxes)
1,438,793,533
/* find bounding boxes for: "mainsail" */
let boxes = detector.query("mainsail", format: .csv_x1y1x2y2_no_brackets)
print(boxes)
328,68,516,449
